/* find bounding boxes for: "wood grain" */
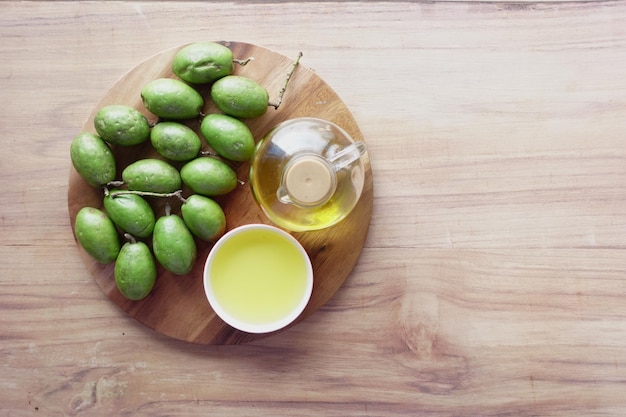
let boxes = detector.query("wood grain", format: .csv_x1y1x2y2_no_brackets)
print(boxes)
1,1,626,416
67,42,373,345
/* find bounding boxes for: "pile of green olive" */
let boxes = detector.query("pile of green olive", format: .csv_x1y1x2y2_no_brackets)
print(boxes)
71,42,300,300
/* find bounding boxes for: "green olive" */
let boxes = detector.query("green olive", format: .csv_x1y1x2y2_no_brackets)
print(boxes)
114,240,156,300
74,207,120,264
70,133,116,187
172,42,233,84
122,159,182,193
94,105,150,146
141,78,203,120
210,75,269,119
180,157,237,197
200,114,255,162
153,213,197,276
150,122,201,162
103,193,156,238
181,195,226,242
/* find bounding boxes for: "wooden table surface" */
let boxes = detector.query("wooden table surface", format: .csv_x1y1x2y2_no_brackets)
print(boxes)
2,1,625,416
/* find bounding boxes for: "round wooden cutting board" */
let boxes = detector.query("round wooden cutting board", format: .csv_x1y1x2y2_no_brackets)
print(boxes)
67,41,373,345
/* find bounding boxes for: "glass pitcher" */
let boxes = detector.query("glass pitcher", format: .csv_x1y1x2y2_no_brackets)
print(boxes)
249,117,367,232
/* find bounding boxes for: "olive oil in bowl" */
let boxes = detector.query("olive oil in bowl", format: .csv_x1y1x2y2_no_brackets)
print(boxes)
204,224,313,334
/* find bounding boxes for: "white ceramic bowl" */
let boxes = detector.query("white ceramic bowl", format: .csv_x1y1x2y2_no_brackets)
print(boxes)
203,224,313,334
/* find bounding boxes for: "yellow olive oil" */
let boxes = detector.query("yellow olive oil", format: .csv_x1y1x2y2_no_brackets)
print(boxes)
249,118,367,232
251,161,363,232
208,227,310,326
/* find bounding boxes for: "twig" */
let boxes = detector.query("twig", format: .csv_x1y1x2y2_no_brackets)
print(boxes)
109,189,184,200
123,233,137,244
233,56,254,66
268,51,303,110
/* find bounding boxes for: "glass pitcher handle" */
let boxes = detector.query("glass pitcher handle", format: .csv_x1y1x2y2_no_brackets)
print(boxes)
328,141,367,172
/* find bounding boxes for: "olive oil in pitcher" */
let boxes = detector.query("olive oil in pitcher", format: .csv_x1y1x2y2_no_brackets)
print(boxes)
250,118,367,232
